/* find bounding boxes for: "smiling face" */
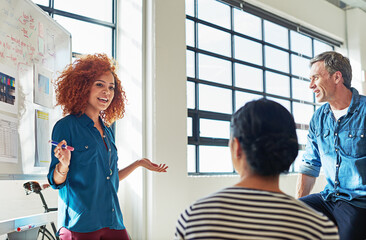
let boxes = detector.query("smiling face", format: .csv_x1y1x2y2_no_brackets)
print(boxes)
309,61,337,103
85,71,115,118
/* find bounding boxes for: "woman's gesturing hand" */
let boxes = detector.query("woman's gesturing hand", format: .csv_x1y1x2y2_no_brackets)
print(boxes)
54,140,71,168
138,158,168,172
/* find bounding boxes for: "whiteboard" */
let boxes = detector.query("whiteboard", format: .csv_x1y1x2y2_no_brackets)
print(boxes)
0,0,71,178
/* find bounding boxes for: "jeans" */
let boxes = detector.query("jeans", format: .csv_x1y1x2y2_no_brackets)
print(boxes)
59,227,130,240
300,193,366,240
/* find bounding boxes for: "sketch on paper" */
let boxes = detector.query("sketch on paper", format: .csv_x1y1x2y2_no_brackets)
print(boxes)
0,113,18,163
34,109,50,167
34,64,53,108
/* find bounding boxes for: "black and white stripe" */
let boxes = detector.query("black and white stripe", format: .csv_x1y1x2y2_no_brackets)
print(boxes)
175,187,339,240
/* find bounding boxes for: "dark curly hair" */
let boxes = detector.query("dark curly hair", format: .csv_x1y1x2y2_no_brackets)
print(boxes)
230,98,298,176
54,53,126,126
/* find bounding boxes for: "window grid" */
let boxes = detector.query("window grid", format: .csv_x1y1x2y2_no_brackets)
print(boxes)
187,0,333,175
35,0,117,58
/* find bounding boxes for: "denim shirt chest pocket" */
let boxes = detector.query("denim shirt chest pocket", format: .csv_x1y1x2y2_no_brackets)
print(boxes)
71,140,98,166
316,129,333,155
342,129,366,158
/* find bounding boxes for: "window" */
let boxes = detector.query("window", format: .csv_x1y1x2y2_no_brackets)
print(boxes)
186,0,335,175
32,0,116,58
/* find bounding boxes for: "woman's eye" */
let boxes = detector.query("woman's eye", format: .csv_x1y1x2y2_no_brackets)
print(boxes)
109,86,115,91
96,83,103,87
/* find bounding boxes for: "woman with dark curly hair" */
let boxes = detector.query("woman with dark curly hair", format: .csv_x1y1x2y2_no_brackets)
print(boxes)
47,53,167,240
176,98,339,239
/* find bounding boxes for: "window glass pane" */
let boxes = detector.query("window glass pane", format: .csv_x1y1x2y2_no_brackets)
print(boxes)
199,84,232,114
314,40,333,56
235,91,262,110
198,54,231,85
54,15,112,56
235,64,263,92
187,81,195,109
292,78,313,102
265,46,289,73
264,20,288,49
186,50,195,78
186,19,195,47
200,119,230,139
291,54,310,79
187,117,193,137
296,129,308,146
234,36,262,65
187,145,196,172
54,0,112,22
199,146,232,172
267,97,291,112
198,24,231,56
32,0,49,6
198,0,230,29
233,9,261,40
293,102,314,125
290,31,312,56
265,71,290,97
186,0,194,17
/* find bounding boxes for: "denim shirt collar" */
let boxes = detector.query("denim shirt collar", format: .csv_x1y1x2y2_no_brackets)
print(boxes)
323,87,360,115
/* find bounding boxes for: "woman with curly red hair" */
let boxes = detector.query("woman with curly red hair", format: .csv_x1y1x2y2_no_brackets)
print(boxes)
47,53,167,240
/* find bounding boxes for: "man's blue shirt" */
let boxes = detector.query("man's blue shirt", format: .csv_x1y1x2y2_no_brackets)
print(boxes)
47,114,125,233
299,88,366,208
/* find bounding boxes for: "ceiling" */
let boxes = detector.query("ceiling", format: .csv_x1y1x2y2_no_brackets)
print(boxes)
325,0,366,12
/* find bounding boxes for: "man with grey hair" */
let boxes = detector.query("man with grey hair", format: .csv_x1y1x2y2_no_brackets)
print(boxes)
296,51,366,239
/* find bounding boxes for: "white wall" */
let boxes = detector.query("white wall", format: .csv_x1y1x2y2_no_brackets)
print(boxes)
346,8,366,93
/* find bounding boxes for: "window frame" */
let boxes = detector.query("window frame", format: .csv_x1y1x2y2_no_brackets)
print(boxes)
36,0,117,58
187,0,335,175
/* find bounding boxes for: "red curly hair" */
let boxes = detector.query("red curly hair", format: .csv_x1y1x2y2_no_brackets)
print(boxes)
54,53,126,126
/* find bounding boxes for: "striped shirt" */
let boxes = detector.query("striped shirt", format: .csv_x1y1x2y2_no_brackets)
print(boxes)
175,187,339,240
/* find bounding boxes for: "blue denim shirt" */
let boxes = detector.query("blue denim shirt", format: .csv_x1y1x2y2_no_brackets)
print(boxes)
299,88,366,208
47,114,125,233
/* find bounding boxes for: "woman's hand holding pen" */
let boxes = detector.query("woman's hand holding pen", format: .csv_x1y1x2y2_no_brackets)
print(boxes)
138,158,168,172
54,140,71,170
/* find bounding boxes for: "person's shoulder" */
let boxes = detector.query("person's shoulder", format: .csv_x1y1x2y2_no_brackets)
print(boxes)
54,114,70,126
54,115,77,127
358,93,366,104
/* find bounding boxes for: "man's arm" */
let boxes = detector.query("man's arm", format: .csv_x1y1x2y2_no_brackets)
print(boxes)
296,173,316,198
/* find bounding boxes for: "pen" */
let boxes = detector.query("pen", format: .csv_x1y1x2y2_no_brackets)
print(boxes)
49,140,74,151
17,224,35,232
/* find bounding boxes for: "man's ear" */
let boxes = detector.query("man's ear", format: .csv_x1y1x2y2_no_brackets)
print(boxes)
334,71,343,85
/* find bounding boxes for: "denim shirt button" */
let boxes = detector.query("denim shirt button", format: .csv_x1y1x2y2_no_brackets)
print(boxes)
336,193,340,196
335,133,338,136
335,149,338,152
349,134,352,137
85,145,88,149
361,134,364,138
